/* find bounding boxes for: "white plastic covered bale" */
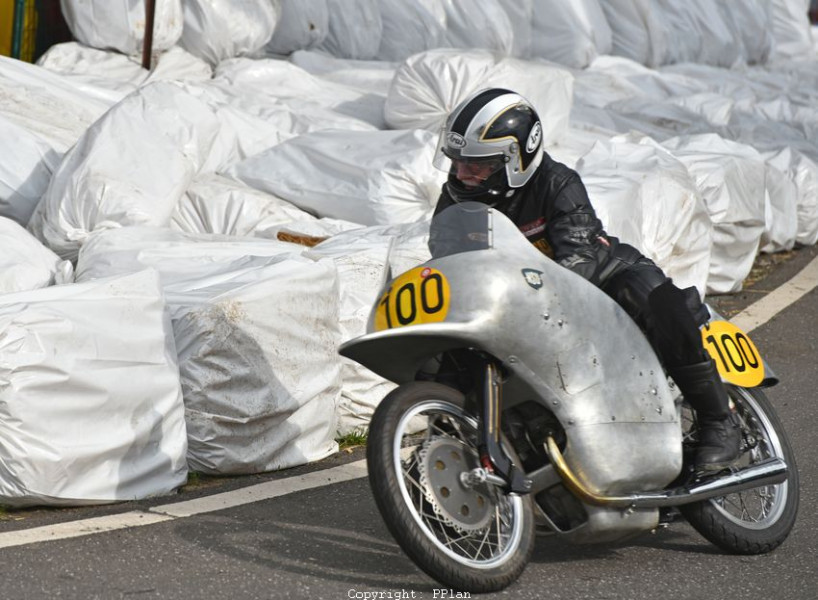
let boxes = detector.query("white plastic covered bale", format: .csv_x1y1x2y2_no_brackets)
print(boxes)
0,55,118,153
227,129,445,227
265,0,329,55
170,256,341,475
440,0,514,55
288,50,397,96
213,57,387,130
769,0,815,60
384,49,574,145
37,42,213,91
180,0,279,66
760,162,799,253
763,147,818,246
0,116,60,227
60,0,183,56
318,0,383,60
530,0,612,68
728,0,774,65
171,174,316,237
588,96,715,141
0,269,188,507
0,217,73,293
662,134,768,294
575,139,712,296
376,0,448,62
648,0,742,68
0,56,126,226
76,228,342,475
308,221,432,435
574,56,709,109
75,227,300,283
27,81,234,261
496,0,534,58
599,0,753,67
597,0,655,66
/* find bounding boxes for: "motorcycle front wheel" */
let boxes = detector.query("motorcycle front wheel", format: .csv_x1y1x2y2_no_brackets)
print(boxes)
366,381,535,593
680,386,799,554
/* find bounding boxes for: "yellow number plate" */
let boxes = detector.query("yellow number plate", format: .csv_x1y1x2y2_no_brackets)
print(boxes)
702,321,765,387
374,267,451,331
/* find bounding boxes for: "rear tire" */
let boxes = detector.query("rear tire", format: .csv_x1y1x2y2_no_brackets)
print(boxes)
366,382,535,593
680,386,799,554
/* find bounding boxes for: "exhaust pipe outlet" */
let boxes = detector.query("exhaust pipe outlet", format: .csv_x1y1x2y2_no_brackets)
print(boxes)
545,437,788,509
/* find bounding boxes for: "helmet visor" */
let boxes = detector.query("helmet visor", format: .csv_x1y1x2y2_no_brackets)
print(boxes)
446,155,506,190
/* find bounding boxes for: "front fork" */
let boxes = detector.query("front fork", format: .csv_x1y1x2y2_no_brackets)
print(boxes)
477,361,532,495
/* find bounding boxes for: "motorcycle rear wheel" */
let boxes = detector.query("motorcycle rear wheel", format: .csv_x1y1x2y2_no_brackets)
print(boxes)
680,386,799,554
366,381,535,593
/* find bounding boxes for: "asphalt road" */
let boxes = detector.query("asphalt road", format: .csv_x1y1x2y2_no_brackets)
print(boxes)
1,246,817,600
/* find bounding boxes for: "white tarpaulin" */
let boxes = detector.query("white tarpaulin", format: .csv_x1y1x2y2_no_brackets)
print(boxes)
60,0,183,56
0,269,188,506
384,49,574,145
180,0,279,66
575,138,712,296
76,228,342,475
662,134,767,294
0,217,73,293
27,81,235,262
530,0,612,68
171,174,316,237
227,129,444,227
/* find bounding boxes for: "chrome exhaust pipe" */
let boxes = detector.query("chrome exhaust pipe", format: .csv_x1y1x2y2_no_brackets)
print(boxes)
545,437,788,509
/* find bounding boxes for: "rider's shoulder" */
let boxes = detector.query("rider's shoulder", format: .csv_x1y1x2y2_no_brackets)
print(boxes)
537,152,582,192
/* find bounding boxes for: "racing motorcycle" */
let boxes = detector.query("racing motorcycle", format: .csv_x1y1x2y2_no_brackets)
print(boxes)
339,202,799,593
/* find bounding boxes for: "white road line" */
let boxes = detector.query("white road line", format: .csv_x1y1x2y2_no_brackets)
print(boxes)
0,511,174,550
1,254,817,550
731,254,818,333
150,459,368,518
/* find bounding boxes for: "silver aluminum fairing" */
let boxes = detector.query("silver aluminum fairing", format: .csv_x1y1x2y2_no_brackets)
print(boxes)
339,204,682,498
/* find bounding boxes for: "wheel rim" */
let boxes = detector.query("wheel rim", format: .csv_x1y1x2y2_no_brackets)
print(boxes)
392,400,526,570
685,388,790,529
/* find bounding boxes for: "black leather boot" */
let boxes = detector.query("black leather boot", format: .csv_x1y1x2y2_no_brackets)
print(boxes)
669,359,741,471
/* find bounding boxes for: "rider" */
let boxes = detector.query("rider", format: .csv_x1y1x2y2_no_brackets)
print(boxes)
433,87,740,472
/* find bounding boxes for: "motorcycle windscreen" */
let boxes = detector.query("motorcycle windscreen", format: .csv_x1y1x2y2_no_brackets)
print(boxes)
427,202,493,259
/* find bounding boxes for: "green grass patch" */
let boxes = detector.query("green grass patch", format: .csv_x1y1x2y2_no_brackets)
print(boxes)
337,429,368,450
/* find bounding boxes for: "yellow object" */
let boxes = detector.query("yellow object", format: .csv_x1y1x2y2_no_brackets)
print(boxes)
0,0,37,61
0,0,13,57
375,267,451,331
702,320,765,387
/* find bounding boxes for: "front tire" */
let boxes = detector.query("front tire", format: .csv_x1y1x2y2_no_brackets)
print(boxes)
680,386,799,554
366,382,535,593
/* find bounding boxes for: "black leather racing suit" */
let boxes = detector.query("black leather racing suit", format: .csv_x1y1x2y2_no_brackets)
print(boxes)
434,152,709,369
